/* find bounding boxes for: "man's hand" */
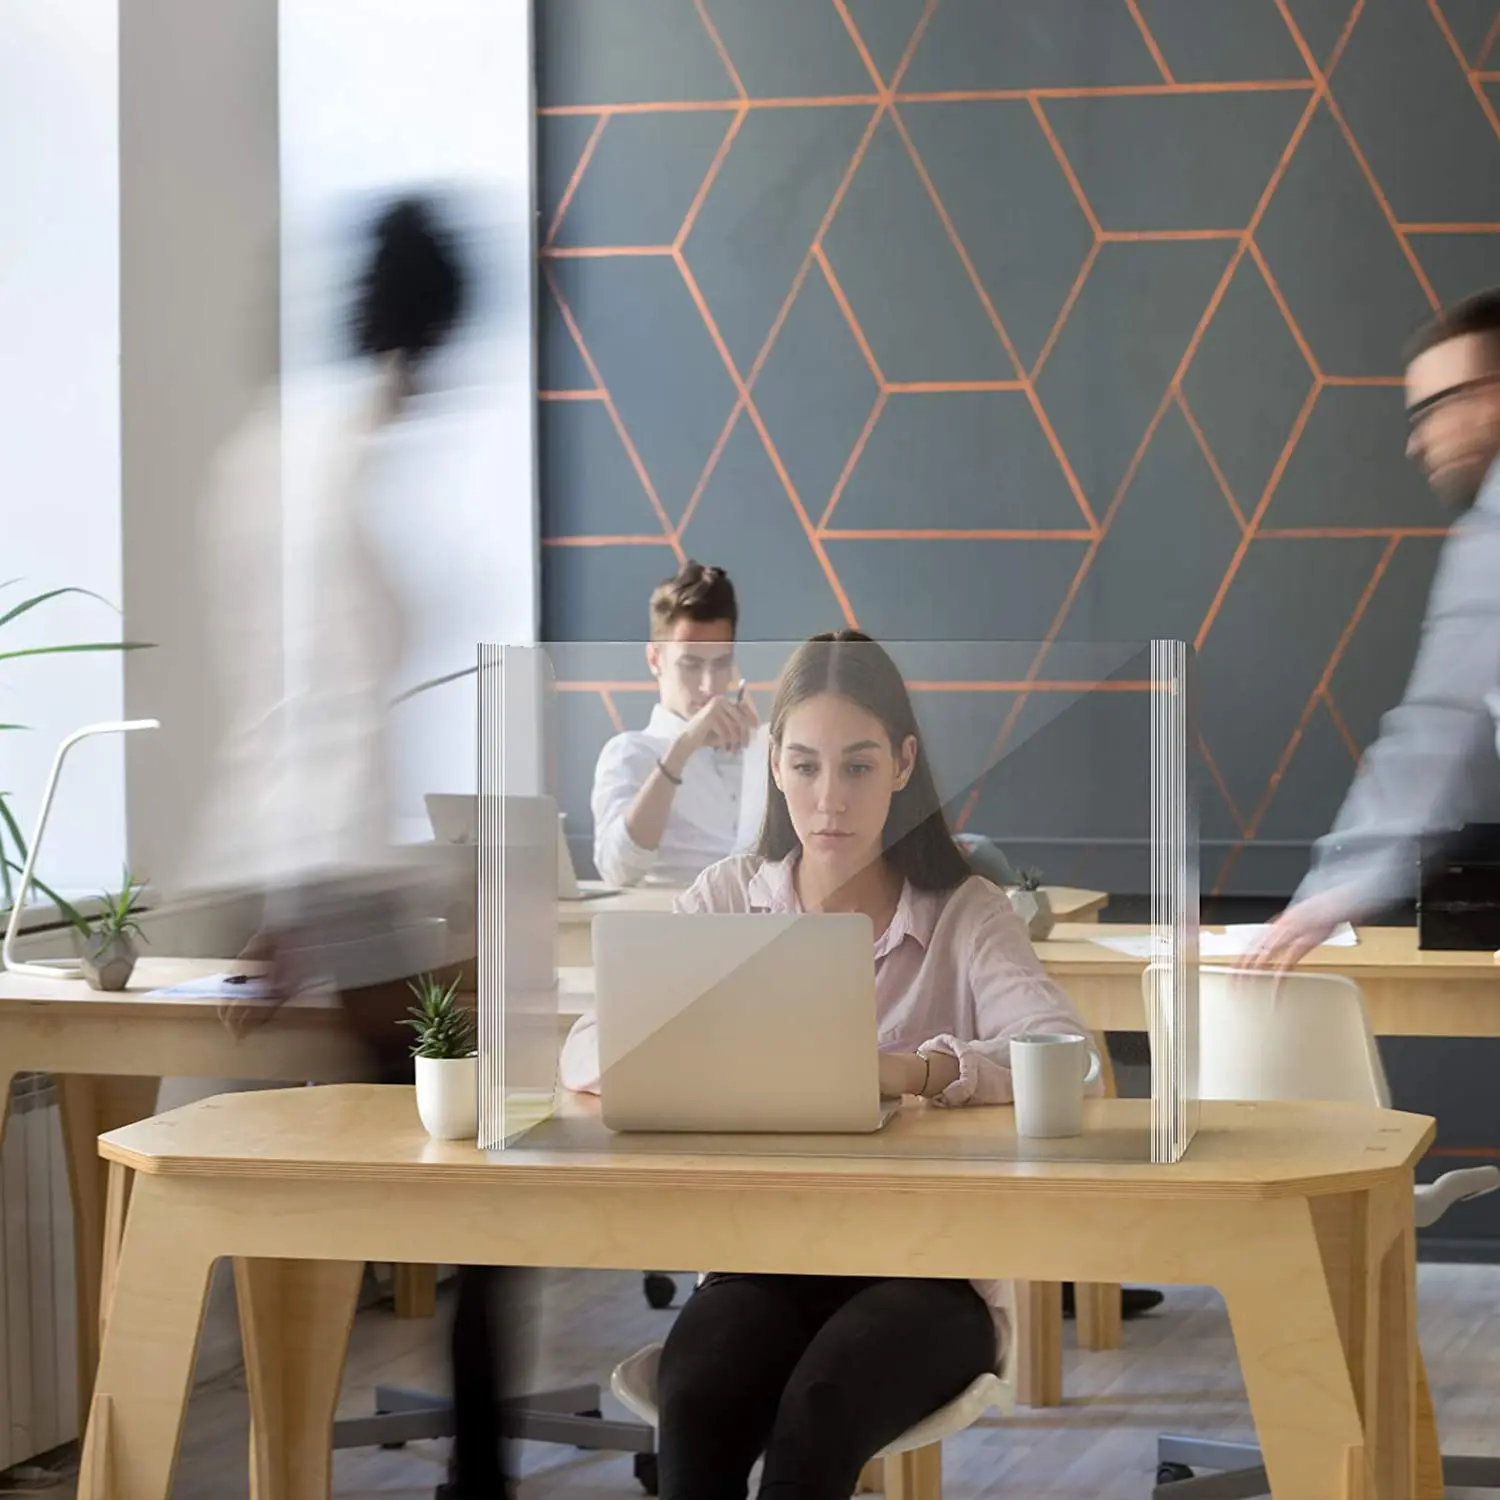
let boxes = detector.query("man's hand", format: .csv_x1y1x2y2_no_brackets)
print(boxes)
1246,890,1352,972
677,693,759,757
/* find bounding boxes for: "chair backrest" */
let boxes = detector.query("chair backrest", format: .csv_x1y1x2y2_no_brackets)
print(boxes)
1146,965,1391,1108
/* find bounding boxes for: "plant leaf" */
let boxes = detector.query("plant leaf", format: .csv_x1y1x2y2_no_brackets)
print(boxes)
0,586,122,630
0,641,153,664
0,795,29,859
0,860,88,931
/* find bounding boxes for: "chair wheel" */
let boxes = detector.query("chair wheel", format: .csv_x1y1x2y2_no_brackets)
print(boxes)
1156,1462,1194,1484
643,1273,676,1309
634,1452,659,1495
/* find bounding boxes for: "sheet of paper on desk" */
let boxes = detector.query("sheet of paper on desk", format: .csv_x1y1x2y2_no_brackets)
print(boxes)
1220,921,1358,950
1086,923,1358,959
1085,933,1166,958
145,973,279,1000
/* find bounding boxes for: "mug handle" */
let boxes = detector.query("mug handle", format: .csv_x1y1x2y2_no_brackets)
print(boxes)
1082,1043,1102,1086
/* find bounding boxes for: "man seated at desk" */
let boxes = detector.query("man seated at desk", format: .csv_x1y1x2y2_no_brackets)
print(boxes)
591,560,761,887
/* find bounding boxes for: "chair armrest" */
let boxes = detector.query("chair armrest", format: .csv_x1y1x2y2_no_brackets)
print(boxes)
1414,1166,1500,1229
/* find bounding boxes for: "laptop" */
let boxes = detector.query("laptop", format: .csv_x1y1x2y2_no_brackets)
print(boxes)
423,793,618,901
593,911,899,1133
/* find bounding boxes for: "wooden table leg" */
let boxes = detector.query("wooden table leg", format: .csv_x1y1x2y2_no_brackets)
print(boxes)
393,1262,437,1318
59,1075,162,1421
0,1070,15,1145
76,1175,215,1500
1415,1352,1442,1500
1074,1281,1122,1351
1076,1035,1124,1353
1225,1190,1410,1500
885,1444,941,1500
1370,1186,1420,1500
1014,1279,1062,1408
99,1160,133,1348
238,1257,363,1500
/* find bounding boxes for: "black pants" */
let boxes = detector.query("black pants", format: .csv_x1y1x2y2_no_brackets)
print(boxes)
656,1274,995,1500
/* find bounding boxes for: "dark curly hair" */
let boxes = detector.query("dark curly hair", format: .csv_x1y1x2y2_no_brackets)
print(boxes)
352,196,466,365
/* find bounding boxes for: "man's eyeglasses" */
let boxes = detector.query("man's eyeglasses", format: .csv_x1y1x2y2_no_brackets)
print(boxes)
1406,374,1500,430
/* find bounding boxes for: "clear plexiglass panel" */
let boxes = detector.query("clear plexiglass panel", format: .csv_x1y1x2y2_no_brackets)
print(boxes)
476,638,1196,1164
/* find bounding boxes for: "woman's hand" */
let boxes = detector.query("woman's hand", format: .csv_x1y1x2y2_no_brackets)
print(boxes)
878,1052,924,1098
878,1050,959,1099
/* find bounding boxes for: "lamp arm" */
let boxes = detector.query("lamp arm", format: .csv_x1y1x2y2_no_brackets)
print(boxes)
2,719,159,979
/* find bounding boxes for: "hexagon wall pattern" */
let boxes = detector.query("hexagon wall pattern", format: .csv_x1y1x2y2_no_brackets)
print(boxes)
537,0,1500,896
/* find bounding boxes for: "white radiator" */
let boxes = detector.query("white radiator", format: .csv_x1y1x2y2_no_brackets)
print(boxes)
0,1073,78,1470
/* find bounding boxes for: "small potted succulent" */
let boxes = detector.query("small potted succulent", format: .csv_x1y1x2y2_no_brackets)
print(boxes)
70,870,148,990
401,972,478,1141
1006,868,1055,941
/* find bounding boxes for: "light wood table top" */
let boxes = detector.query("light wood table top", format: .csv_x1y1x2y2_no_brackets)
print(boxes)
0,957,361,1075
1036,923,1500,1036
99,1087,1430,1196
84,1086,1432,1500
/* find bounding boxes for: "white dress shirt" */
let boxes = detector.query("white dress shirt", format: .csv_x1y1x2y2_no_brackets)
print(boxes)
591,703,749,886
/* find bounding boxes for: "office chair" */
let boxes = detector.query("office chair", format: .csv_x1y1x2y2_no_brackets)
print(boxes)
611,1284,1017,1498
1149,965,1500,1499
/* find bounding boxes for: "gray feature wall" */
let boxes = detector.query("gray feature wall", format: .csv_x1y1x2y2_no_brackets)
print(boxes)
536,0,1500,899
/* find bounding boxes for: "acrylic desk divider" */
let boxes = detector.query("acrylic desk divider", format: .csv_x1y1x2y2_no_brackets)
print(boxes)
479,639,1198,1165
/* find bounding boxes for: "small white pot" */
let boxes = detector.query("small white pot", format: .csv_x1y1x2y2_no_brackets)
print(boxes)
414,1055,478,1141
1007,887,1055,941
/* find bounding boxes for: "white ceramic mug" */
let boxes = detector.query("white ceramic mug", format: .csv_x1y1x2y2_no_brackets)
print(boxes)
1010,1032,1101,1139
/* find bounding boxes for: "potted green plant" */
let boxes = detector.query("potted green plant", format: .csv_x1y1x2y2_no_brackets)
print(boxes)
1006,868,1055,941
69,869,148,990
401,972,478,1140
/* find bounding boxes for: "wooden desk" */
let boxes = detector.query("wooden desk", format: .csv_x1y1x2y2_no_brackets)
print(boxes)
0,960,367,1422
558,885,1107,967
1036,923,1500,1037
83,1087,1429,1500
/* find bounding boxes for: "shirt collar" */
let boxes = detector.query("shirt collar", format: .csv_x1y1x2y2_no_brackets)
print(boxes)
747,856,798,912
647,702,687,738
876,879,940,958
745,855,941,954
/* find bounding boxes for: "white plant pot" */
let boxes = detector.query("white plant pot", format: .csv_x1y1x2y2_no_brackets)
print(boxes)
414,1055,478,1141
1007,888,1055,941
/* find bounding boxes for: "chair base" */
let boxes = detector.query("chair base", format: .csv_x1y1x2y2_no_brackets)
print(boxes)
1153,1434,1500,1497
332,1383,655,1459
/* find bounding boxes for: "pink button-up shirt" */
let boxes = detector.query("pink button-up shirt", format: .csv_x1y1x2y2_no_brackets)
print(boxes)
559,853,1091,1103
558,852,1095,1376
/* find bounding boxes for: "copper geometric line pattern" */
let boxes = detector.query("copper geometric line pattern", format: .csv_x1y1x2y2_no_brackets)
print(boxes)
537,0,1500,893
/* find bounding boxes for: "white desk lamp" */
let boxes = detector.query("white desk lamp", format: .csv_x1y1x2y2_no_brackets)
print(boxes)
2,718,159,979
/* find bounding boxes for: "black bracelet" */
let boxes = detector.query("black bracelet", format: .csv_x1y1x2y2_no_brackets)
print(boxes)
656,757,683,786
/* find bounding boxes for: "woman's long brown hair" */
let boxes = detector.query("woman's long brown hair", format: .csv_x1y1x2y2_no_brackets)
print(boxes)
756,631,973,892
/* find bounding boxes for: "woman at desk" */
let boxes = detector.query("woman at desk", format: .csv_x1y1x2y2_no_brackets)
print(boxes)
561,630,1093,1500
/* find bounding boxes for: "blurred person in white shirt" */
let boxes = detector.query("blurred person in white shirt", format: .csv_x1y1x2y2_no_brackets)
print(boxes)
590,561,760,886
188,192,516,1500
